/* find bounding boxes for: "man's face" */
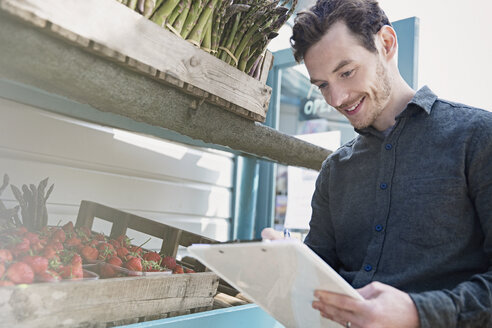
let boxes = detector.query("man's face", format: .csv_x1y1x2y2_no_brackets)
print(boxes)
304,21,392,130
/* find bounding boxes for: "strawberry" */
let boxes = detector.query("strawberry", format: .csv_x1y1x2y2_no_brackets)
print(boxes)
108,239,121,249
161,256,177,270
184,268,195,274
22,256,49,274
75,227,92,243
24,232,41,245
39,226,51,237
57,251,83,280
97,242,114,251
46,241,64,252
80,246,99,262
0,249,13,263
9,237,30,257
100,256,123,278
88,239,99,248
143,252,161,264
142,260,161,272
128,244,144,256
116,247,129,260
97,243,116,261
107,256,123,267
62,221,75,234
51,228,66,243
124,254,136,262
72,264,84,279
13,226,28,236
116,235,132,248
0,280,14,287
124,257,142,272
173,265,184,274
36,269,61,283
48,256,61,271
58,264,83,280
30,239,47,253
93,233,106,242
64,236,82,248
6,262,34,284
42,246,58,260
71,253,82,265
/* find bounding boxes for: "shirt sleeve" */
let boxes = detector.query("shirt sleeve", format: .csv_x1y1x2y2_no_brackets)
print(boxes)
304,158,341,270
409,114,492,328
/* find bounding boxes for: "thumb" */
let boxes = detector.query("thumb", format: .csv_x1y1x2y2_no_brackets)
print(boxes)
357,281,384,299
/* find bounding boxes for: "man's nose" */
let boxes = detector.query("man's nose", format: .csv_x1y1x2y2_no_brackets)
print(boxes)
325,85,349,109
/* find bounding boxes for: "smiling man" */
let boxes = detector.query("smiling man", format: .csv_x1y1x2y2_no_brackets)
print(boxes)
287,0,492,327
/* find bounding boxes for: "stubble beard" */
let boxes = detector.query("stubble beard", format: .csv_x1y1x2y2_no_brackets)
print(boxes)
351,60,392,130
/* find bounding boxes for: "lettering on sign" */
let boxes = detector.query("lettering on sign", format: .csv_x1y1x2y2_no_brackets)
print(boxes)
299,98,335,121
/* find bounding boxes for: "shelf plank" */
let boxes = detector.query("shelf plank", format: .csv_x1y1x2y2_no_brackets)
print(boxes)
1,0,271,121
0,7,331,171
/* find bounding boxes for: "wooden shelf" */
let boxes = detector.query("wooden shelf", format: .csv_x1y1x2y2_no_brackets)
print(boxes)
0,0,330,170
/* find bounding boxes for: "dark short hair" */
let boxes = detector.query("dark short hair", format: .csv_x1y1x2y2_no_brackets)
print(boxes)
291,0,391,62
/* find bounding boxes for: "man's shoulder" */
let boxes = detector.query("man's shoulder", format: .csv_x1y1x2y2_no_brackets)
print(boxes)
321,137,359,168
430,97,492,142
433,98,492,122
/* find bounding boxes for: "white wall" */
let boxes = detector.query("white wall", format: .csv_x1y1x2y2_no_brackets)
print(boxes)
378,0,492,112
0,98,234,249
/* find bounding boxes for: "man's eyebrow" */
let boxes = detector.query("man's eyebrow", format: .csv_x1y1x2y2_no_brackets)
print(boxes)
309,59,354,84
332,59,353,73
310,78,324,84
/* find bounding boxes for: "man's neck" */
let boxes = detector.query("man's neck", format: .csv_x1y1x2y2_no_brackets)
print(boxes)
373,78,416,131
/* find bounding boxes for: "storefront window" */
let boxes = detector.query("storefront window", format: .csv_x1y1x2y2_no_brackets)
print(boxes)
274,64,356,232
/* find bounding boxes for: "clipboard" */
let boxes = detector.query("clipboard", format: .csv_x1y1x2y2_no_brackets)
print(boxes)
187,239,363,328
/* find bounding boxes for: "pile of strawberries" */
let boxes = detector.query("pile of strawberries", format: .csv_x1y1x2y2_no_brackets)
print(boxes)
0,221,194,285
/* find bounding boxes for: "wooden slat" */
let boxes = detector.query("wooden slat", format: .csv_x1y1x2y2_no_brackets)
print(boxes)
0,0,272,121
0,273,219,328
76,201,218,253
259,51,274,85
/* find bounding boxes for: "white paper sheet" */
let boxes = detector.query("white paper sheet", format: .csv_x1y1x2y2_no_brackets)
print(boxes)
188,240,362,328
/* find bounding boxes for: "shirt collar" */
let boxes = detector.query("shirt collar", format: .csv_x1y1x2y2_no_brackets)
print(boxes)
404,85,438,116
355,86,438,137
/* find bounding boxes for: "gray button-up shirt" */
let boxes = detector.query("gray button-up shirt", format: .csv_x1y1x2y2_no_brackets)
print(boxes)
304,86,492,327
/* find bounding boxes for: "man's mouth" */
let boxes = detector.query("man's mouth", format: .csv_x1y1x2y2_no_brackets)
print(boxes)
343,97,364,115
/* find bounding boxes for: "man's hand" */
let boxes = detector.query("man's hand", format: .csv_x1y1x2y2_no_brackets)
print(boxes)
312,281,420,328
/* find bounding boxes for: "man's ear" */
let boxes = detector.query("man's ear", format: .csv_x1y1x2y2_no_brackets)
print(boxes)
377,25,398,60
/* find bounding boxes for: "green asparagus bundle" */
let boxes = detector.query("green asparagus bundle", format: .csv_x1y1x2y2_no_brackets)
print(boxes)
118,0,297,78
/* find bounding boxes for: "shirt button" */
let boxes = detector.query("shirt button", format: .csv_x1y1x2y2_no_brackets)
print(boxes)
385,143,392,150
364,264,373,272
380,183,387,190
375,224,383,232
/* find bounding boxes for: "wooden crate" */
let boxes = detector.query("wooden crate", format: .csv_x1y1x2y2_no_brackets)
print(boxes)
0,201,222,328
75,200,219,258
0,272,219,328
0,0,273,122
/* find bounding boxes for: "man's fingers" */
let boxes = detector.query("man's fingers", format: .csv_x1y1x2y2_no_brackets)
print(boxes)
312,300,361,328
315,290,364,312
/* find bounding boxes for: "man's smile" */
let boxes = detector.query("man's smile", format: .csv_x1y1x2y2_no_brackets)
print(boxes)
339,97,365,115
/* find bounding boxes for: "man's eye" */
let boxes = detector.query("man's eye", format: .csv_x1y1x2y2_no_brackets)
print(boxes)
318,82,328,90
341,69,354,78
